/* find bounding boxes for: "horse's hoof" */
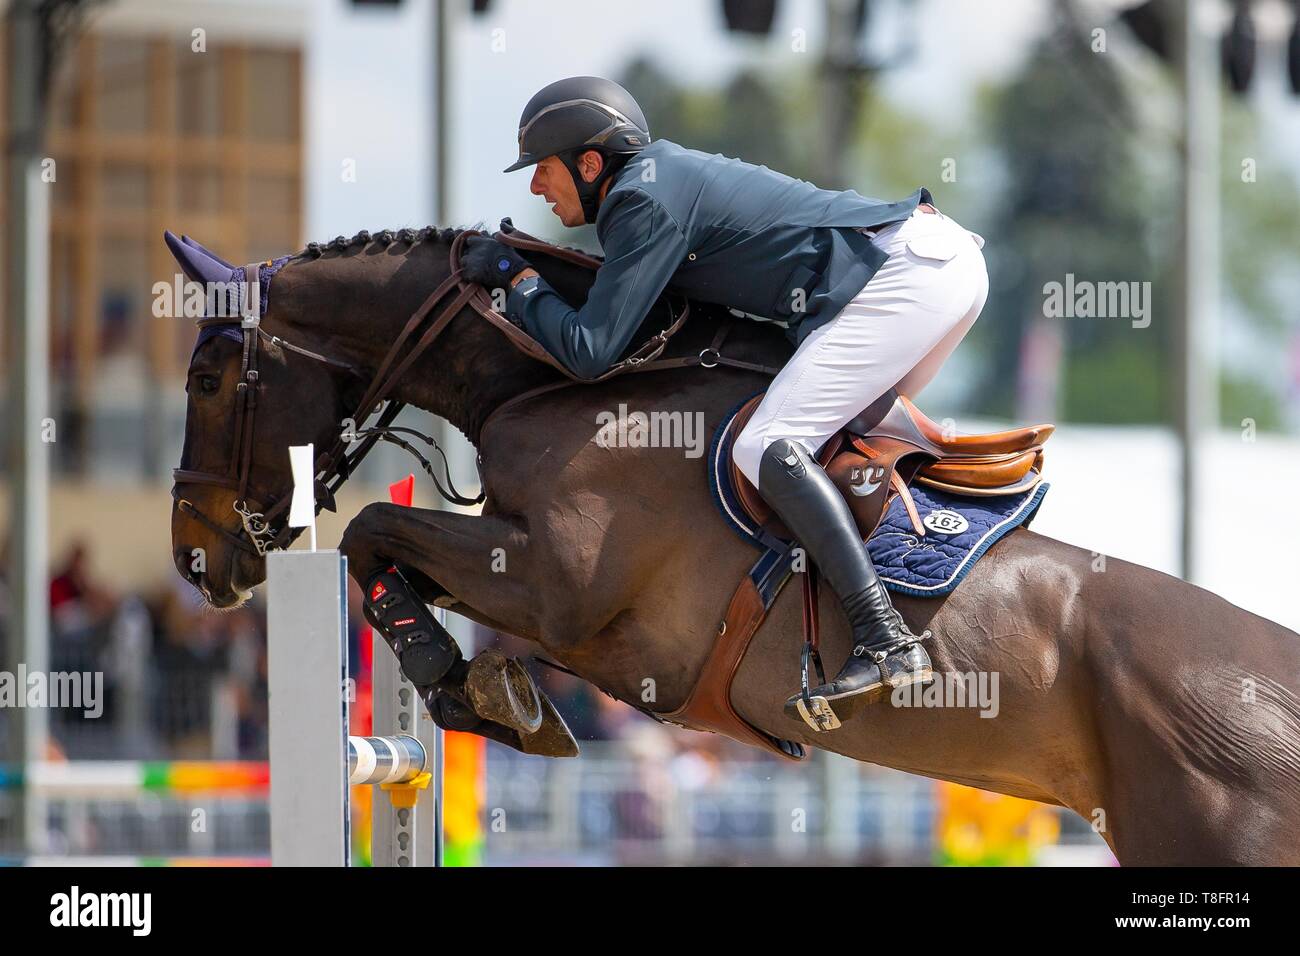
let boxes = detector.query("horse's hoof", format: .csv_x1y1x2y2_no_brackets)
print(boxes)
517,688,580,757
426,682,579,758
465,649,543,735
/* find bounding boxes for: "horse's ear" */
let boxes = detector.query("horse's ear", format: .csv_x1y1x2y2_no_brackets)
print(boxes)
181,234,235,270
164,230,235,286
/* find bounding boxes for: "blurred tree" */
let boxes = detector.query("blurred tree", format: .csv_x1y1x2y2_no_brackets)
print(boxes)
979,0,1168,424
619,57,793,172
978,0,1300,429
1214,102,1300,432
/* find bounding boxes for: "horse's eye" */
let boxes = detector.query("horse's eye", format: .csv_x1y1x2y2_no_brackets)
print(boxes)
198,374,220,395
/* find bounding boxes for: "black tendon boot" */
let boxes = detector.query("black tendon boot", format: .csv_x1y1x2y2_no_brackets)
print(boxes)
757,439,932,722
362,566,463,689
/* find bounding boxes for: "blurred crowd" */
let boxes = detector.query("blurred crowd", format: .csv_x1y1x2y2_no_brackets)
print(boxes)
1,537,261,760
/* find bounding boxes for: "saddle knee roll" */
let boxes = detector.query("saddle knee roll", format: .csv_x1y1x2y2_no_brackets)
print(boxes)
363,566,461,685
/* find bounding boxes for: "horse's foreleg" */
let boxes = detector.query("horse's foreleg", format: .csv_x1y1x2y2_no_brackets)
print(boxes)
340,502,579,757
339,501,541,639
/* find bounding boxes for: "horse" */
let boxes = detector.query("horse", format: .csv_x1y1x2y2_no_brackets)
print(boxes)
168,226,1300,865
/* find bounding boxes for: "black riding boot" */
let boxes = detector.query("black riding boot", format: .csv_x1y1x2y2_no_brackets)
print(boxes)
758,439,932,722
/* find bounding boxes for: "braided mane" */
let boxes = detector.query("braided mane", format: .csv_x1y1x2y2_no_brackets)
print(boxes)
295,225,461,259
294,224,597,264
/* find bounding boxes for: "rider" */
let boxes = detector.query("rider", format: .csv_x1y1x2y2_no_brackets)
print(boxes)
460,76,989,722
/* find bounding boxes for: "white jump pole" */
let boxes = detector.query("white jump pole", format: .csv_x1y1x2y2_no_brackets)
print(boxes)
267,548,444,866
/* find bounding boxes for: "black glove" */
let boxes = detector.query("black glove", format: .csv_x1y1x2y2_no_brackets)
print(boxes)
460,235,529,290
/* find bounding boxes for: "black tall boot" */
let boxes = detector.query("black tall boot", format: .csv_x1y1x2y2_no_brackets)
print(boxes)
757,439,932,722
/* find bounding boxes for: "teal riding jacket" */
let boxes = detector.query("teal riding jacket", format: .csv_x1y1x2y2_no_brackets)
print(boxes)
506,138,931,379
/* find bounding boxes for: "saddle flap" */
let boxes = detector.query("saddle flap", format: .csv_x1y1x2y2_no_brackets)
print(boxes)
823,441,917,541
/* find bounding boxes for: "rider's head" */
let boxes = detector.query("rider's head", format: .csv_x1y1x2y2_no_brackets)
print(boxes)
504,76,650,227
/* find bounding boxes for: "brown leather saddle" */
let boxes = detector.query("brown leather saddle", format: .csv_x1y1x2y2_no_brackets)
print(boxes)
729,387,1052,544
662,389,1054,757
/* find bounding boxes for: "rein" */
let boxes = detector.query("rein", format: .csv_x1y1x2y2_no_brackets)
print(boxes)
173,228,782,557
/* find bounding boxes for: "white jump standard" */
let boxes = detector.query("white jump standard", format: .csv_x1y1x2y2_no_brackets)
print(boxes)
267,548,443,866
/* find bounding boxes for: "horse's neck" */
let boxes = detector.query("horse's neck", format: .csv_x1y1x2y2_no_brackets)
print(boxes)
357,242,582,443
279,245,557,446
388,311,557,444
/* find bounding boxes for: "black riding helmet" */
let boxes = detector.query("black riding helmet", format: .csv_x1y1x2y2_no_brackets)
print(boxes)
504,76,650,224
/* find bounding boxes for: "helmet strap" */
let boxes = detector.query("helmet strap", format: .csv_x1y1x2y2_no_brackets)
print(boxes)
560,149,632,224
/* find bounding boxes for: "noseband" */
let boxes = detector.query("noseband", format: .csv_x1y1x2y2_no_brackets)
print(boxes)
173,232,489,557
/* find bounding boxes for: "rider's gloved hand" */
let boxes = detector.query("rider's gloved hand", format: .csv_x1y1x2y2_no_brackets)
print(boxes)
460,235,529,291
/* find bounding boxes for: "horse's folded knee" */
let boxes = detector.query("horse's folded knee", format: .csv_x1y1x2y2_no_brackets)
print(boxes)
354,500,401,532
340,518,391,578
338,521,368,563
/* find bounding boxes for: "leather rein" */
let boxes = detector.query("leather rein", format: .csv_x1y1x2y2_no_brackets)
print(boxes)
173,227,782,558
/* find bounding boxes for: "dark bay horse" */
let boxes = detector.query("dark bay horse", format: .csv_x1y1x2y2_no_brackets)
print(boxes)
169,228,1300,865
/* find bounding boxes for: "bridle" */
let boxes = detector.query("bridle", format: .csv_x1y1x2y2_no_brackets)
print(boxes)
171,228,710,559
170,309,377,558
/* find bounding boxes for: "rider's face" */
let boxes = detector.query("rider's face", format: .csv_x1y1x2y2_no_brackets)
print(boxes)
530,152,602,228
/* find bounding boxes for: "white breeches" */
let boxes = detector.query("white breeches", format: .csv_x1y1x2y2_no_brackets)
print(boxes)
732,208,989,487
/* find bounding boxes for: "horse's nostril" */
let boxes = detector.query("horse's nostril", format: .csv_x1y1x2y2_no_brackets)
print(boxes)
175,548,201,584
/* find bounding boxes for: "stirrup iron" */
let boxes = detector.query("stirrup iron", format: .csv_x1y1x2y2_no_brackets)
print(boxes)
795,637,840,732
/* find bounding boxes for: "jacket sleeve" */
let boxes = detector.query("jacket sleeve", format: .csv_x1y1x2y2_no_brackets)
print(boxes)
505,188,689,380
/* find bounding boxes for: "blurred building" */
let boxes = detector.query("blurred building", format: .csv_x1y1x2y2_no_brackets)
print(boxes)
3,6,302,481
